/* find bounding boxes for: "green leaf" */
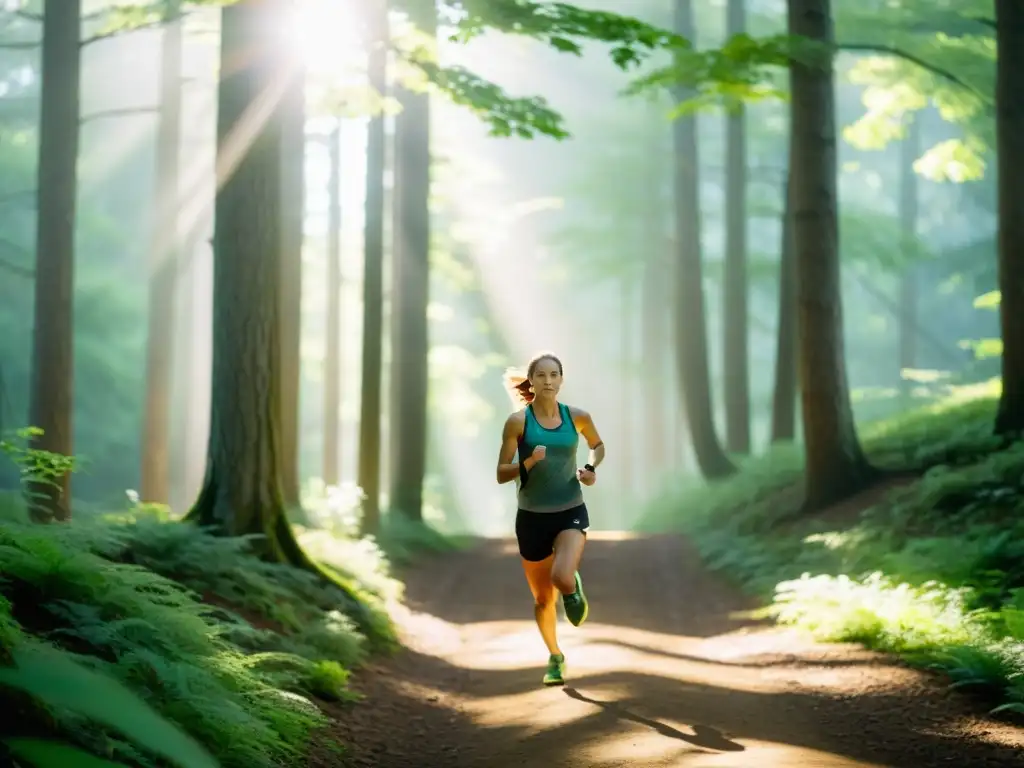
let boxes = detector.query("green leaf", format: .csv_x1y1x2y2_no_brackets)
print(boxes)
416,62,569,139
973,290,1001,310
958,337,1002,360
625,32,796,111
548,36,580,55
0,644,219,768
5,739,129,768
913,137,987,182
836,0,994,158
610,45,638,69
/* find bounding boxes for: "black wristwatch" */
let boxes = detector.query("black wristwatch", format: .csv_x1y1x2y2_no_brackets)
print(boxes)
584,464,595,473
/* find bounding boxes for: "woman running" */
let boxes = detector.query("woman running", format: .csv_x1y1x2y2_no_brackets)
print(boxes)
495,352,606,686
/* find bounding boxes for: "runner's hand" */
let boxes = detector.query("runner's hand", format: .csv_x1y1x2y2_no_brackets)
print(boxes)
524,445,546,470
577,467,596,486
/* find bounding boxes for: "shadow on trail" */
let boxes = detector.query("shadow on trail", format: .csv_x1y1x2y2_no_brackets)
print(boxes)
562,687,746,753
585,637,882,669
338,645,1024,768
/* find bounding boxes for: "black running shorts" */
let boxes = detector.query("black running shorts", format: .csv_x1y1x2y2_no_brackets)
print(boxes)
515,504,589,562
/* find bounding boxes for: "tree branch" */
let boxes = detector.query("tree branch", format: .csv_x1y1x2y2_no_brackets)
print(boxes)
0,14,178,50
14,7,111,23
0,254,32,278
80,105,159,124
82,18,168,46
840,42,992,105
0,236,32,278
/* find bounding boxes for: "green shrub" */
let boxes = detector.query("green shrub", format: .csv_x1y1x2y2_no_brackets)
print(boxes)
0,506,404,766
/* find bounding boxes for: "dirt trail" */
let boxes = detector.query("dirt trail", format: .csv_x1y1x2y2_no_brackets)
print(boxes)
324,534,1023,767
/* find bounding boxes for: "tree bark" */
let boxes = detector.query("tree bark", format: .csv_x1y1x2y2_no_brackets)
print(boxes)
722,0,750,455
995,0,1024,436
389,0,434,522
187,0,309,565
323,120,342,487
619,279,633,500
357,0,388,533
27,0,81,522
278,54,306,511
788,0,875,510
641,245,667,485
671,0,735,480
771,175,797,443
141,0,183,505
898,114,919,397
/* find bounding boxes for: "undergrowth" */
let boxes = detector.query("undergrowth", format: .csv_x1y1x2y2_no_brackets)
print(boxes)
643,378,1024,716
300,478,469,569
0,495,407,767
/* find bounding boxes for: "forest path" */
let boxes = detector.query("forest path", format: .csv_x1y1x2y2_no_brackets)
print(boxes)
323,534,1023,767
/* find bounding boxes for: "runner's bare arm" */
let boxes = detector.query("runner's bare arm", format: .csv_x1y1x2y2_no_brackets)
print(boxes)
496,412,526,484
572,408,605,469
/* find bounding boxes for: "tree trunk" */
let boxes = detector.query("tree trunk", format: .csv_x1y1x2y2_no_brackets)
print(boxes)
898,114,919,397
141,0,183,505
389,0,434,522
619,278,633,502
279,55,306,511
357,0,388,533
788,0,875,509
169,220,208,513
771,175,797,443
184,213,215,507
722,0,750,455
995,0,1024,435
323,119,342,487
671,0,735,480
641,247,666,488
28,0,81,522
186,0,311,566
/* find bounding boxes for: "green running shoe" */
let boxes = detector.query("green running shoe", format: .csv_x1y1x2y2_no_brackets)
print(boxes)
562,571,589,627
543,653,566,686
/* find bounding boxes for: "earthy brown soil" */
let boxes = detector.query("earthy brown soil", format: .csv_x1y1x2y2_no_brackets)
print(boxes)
316,533,1024,768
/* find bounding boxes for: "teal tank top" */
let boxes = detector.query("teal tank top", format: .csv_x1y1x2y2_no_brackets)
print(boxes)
517,402,583,513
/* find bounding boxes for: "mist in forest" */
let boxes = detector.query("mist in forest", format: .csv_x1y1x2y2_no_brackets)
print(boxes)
0,0,996,536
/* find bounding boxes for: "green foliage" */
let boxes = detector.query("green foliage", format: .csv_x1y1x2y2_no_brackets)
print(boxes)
837,3,994,179
0,428,77,517
98,0,799,141
421,61,569,138
0,509,400,766
626,32,802,112
448,0,681,67
6,739,128,768
96,509,397,654
974,290,1000,310
299,478,467,570
0,644,217,768
373,511,469,567
642,380,1024,713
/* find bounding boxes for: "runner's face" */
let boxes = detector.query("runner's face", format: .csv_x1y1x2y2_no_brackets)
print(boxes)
529,358,562,400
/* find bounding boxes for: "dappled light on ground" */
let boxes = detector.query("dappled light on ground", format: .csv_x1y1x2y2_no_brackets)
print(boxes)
330,536,1024,767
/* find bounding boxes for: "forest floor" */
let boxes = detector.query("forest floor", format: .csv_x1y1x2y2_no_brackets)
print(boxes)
320,532,1024,768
